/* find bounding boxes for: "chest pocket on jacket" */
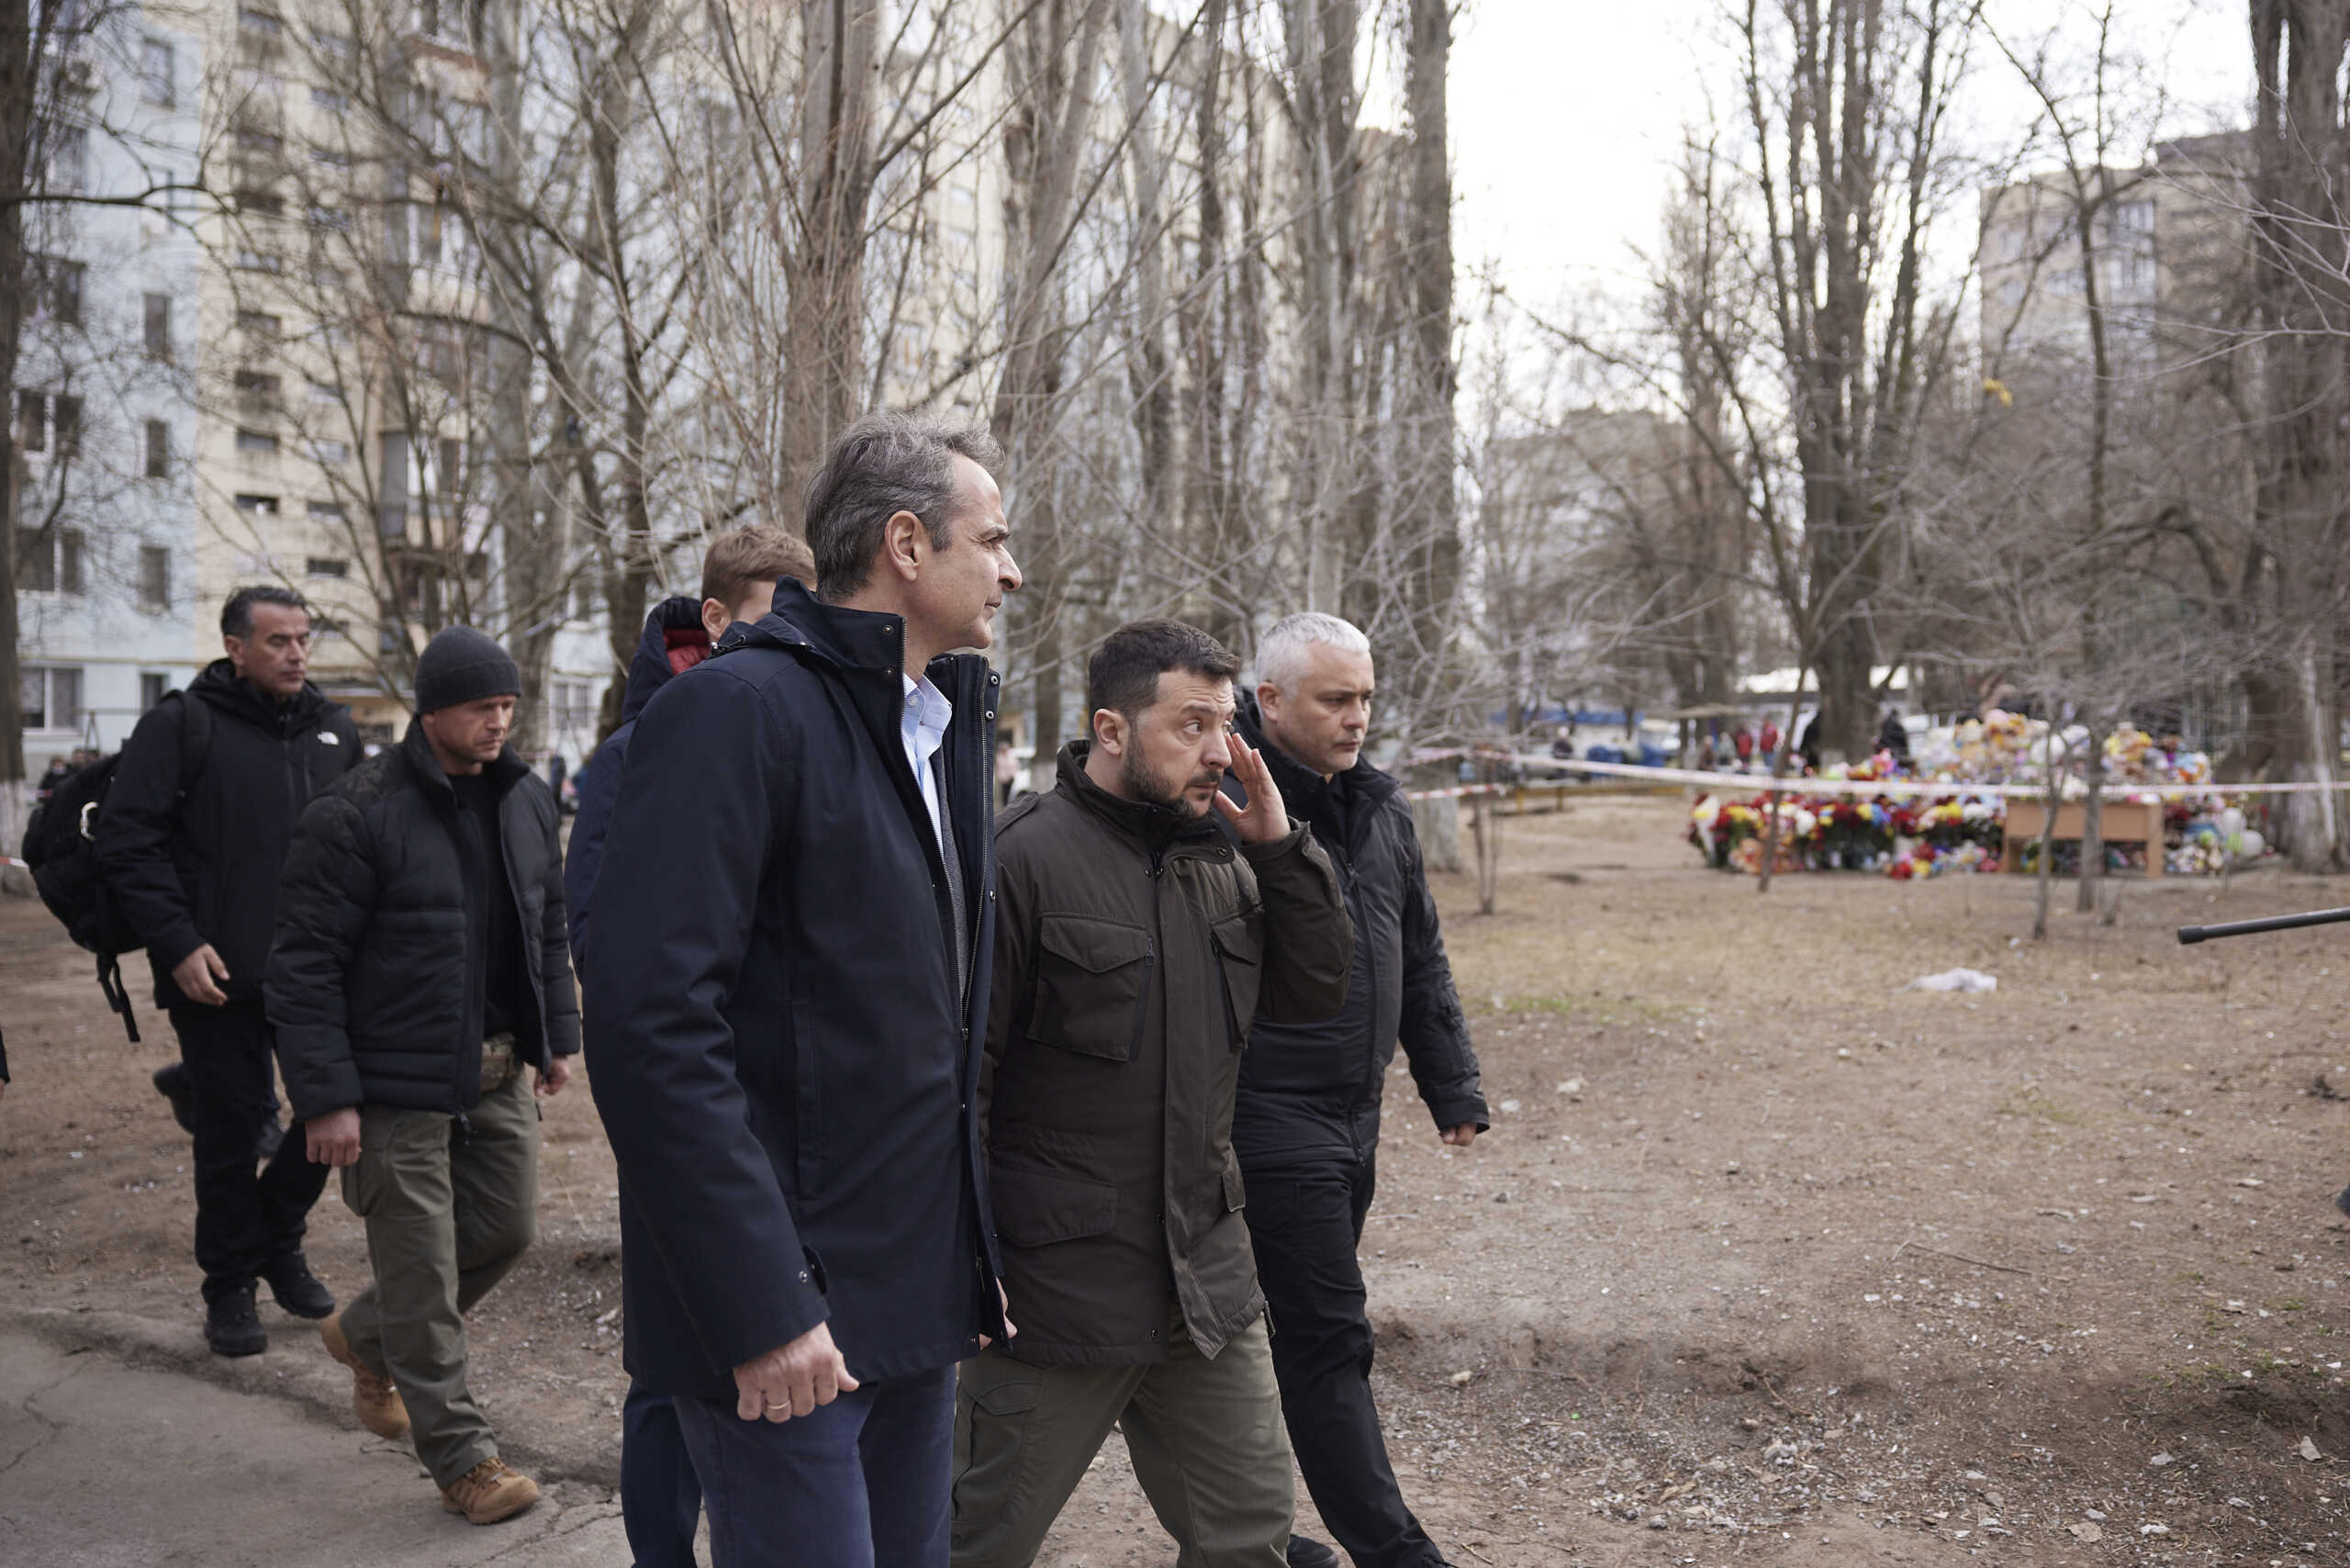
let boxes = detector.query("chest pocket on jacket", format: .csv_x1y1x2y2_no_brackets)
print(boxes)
1210,913,1264,1049
1030,914,1153,1062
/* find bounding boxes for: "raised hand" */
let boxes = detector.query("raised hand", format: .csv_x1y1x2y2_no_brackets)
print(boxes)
1214,735,1292,846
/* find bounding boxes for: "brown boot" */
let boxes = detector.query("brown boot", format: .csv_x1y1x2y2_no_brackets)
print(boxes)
319,1311,410,1439
440,1457,540,1525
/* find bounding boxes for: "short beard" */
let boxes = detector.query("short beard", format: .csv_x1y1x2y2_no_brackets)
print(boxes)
1119,744,1218,817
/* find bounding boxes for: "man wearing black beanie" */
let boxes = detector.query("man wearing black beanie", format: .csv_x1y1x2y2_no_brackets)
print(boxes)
268,623,580,1528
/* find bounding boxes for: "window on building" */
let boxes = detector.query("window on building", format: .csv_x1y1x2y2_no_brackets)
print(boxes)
52,394,80,458
39,257,84,326
437,436,462,499
306,554,350,577
234,369,281,406
16,529,50,590
311,87,348,114
145,419,170,477
50,126,86,193
378,431,410,537
139,545,170,610
140,672,169,711
236,427,280,455
238,7,283,33
144,293,171,359
233,186,284,216
232,492,280,515
308,499,348,522
314,439,351,463
141,39,175,106
20,666,84,732
18,529,84,593
235,309,281,338
17,390,44,452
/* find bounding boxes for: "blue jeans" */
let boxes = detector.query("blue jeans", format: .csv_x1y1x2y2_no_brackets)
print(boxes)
622,1380,701,1568
673,1365,955,1568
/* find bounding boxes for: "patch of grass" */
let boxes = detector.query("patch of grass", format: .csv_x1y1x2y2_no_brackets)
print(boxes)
1494,992,1693,1025
1997,1088,2086,1126
2157,1360,2236,1391
2277,1296,2309,1313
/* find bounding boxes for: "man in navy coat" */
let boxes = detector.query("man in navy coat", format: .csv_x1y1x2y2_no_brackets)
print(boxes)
585,414,1020,1566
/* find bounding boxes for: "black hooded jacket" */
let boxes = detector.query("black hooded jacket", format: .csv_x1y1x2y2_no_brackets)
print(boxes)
1228,697,1487,1169
97,660,362,1010
564,596,710,969
582,581,1006,1400
266,722,580,1120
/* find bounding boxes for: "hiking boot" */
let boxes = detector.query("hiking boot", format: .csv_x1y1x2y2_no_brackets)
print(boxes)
263,1252,335,1319
320,1311,410,1439
1285,1537,1339,1568
205,1283,266,1357
152,1064,196,1136
440,1458,540,1526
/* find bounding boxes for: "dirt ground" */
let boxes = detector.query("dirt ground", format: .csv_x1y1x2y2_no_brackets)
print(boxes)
6,792,2350,1567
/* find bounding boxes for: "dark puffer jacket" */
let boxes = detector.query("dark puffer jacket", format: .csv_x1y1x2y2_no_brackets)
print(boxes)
563,596,710,969
1228,699,1486,1170
983,742,1353,1365
266,722,580,1121
97,660,362,1009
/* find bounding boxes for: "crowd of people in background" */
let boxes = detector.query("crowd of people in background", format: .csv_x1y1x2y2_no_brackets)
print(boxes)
16,413,1489,1568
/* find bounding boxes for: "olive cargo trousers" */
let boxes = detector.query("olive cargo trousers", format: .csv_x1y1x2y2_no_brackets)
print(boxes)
950,1312,1294,1568
336,1040,538,1487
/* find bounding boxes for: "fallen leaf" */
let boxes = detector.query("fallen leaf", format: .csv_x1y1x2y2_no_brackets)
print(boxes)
2300,1436,2322,1462
2066,1523,2103,1542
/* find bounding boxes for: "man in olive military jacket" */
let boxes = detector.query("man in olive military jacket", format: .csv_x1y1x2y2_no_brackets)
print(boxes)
953,619,1354,1568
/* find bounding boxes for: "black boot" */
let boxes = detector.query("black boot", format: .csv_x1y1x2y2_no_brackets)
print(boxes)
263,1253,336,1319
152,1064,196,1136
206,1283,267,1357
1286,1536,1339,1568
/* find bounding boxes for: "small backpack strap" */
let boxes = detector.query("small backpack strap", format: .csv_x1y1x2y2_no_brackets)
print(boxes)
95,952,140,1045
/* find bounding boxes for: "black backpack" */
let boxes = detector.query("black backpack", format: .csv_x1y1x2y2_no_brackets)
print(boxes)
19,692,211,1043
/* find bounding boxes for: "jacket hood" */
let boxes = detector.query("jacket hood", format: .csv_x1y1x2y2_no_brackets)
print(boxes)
190,657,334,731
1056,739,1231,851
714,578,920,680
398,716,531,800
622,597,713,723
1231,689,1399,807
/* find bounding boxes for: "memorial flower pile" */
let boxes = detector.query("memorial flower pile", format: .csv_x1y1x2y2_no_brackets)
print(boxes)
1684,719,2257,879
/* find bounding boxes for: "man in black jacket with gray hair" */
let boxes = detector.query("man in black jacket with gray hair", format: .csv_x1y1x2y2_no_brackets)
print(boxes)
1230,610,1488,1568
586,413,1021,1567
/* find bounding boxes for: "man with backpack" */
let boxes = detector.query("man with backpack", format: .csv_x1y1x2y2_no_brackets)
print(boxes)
95,585,362,1357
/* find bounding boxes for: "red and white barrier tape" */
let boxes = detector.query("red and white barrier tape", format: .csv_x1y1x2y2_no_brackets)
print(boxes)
1408,750,2350,801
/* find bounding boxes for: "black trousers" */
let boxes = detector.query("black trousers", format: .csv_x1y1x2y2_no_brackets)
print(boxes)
169,1001,329,1304
1243,1147,1445,1568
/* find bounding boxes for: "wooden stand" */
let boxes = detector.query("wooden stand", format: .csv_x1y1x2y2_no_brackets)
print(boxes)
2001,799,2164,878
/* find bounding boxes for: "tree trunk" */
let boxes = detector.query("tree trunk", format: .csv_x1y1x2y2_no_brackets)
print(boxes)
778,0,881,509
1,0,33,794
2246,0,2349,871
1401,0,1458,683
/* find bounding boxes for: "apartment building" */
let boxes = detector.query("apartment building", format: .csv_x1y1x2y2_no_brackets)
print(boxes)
1977,131,2251,377
15,8,207,764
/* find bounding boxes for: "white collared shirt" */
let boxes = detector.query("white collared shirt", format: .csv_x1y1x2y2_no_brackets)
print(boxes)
901,672,954,846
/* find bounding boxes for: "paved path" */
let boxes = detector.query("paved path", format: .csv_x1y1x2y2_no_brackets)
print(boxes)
0,1328,632,1566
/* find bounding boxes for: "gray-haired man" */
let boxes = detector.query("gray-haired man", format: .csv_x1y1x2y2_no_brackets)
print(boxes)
1230,612,1488,1568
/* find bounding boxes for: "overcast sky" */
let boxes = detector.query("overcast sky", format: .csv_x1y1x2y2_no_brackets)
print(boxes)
1449,0,2255,318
